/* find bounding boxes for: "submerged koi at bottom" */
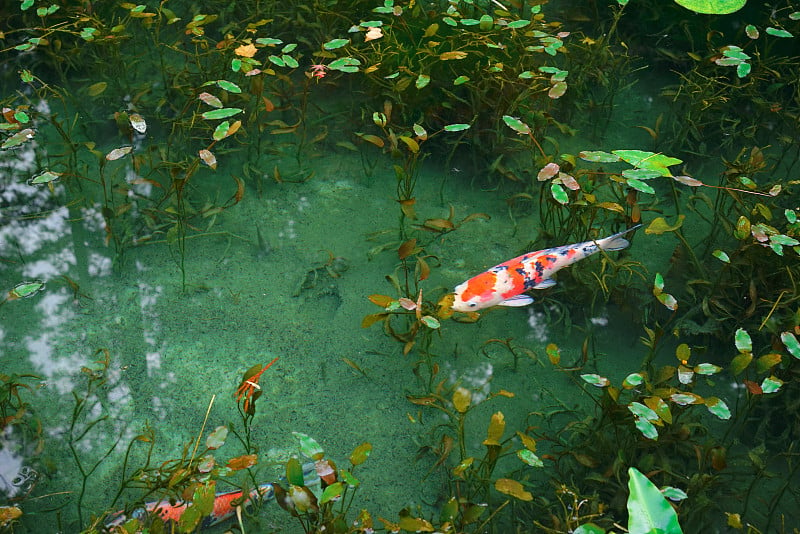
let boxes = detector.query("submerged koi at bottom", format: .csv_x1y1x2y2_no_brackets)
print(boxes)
104,484,274,531
451,225,641,313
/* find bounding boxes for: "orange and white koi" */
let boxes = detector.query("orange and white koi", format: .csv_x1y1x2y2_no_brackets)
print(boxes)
104,484,273,531
451,225,641,313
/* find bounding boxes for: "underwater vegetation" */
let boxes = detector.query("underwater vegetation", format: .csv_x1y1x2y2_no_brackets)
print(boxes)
1,0,800,532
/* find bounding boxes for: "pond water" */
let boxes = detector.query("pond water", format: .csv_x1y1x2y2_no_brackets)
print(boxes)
2,3,798,533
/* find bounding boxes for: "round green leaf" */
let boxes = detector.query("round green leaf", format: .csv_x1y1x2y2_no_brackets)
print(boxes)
674,0,746,14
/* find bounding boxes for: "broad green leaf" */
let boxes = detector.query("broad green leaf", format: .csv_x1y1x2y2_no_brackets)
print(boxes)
712,249,730,263
613,150,681,176
627,467,683,534
206,426,228,449
705,397,731,419
734,328,752,352
216,80,242,93
579,150,620,163
286,457,305,486
328,57,361,73
517,448,543,467
785,209,797,223
761,376,783,393
322,37,351,50
730,352,752,375
319,482,344,504
282,55,299,68
454,75,470,85
628,402,658,421
661,487,688,502
415,74,431,89
502,115,531,135
28,171,61,185
623,168,662,180
350,442,372,465
781,332,800,359
626,178,655,194
694,363,721,375
737,62,751,78
548,81,567,99
581,374,610,387
507,19,530,28
550,182,569,204
622,373,644,388
420,315,440,328
9,280,45,299
674,0,745,14
212,121,230,141
766,27,793,38
633,417,659,440
443,123,470,132
294,432,324,460
201,108,242,120
670,392,701,405
1,128,35,149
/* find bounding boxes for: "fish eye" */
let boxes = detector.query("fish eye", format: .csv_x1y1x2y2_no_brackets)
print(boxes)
469,303,476,307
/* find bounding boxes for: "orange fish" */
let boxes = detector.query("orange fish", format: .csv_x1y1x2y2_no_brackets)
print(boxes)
451,225,641,313
105,484,273,531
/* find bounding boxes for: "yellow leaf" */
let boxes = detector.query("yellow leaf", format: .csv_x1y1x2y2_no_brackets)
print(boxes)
645,215,685,234
439,51,468,60
87,82,108,96
235,43,257,57
452,387,471,413
483,411,505,446
495,478,533,501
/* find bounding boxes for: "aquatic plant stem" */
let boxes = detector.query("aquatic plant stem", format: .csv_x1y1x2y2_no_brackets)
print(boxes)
190,394,216,464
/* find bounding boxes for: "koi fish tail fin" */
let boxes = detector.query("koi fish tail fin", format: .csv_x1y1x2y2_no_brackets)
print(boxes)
598,224,642,252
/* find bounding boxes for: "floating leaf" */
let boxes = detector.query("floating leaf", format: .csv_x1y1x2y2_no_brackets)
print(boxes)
452,387,471,413
206,425,228,449
517,448,543,467
581,374,610,387
730,352,752,375
323,38,350,50
705,397,731,419
106,146,133,161
537,162,559,181
349,442,372,466
495,478,533,501
128,113,147,134
294,432,325,460
201,108,242,120
627,467,683,534
766,27,793,38
781,332,800,359
443,123,471,132
483,411,505,447
579,150,620,163
761,376,783,394
198,149,217,169
673,175,704,186
1,128,35,149
502,115,530,135
646,215,685,234
8,280,45,300
712,250,730,263
734,328,752,352
550,182,569,204
28,171,61,185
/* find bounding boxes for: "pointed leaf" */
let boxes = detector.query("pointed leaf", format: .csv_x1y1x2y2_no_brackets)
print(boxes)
627,467,683,534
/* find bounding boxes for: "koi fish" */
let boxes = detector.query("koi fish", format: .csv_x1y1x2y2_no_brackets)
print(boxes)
451,225,641,313
104,484,274,531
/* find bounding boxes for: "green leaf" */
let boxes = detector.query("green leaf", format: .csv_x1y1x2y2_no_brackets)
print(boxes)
319,482,344,505
1,128,35,149
268,55,285,67
415,74,431,89
761,376,783,393
28,170,61,185
574,525,606,534
627,178,656,194
454,75,470,85
622,373,644,388
293,432,325,460
328,57,361,73
443,123,471,132
201,108,242,120
517,448,543,467
633,417,659,439
283,55,299,68
420,315,440,329
627,467,683,534
286,457,306,486
580,374,610,387
694,363,721,375
674,0,745,14
781,332,800,359
215,80,242,93
9,280,45,299
614,150,682,176
730,352,752,375
350,442,372,465
212,121,231,141
785,209,797,224
734,328,752,352
628,402,659,421
661,487,688,502
766,27,793,38
507,19,530,28
579,150,620,163
550,182,569,205
712,249,730,263
502,115,531,135
705,397,731,419
256,37,282,46
206,425,228,449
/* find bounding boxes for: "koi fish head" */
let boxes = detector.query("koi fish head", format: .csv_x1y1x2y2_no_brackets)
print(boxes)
452,271,499,312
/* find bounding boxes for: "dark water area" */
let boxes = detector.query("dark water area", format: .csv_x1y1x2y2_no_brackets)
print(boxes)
1,1,799,533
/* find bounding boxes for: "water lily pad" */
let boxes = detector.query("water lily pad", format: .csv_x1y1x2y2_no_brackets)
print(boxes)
674,0,746,14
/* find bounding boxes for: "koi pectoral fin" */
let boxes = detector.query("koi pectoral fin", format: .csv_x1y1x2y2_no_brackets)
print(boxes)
498,295,534,307
532,278,556,289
